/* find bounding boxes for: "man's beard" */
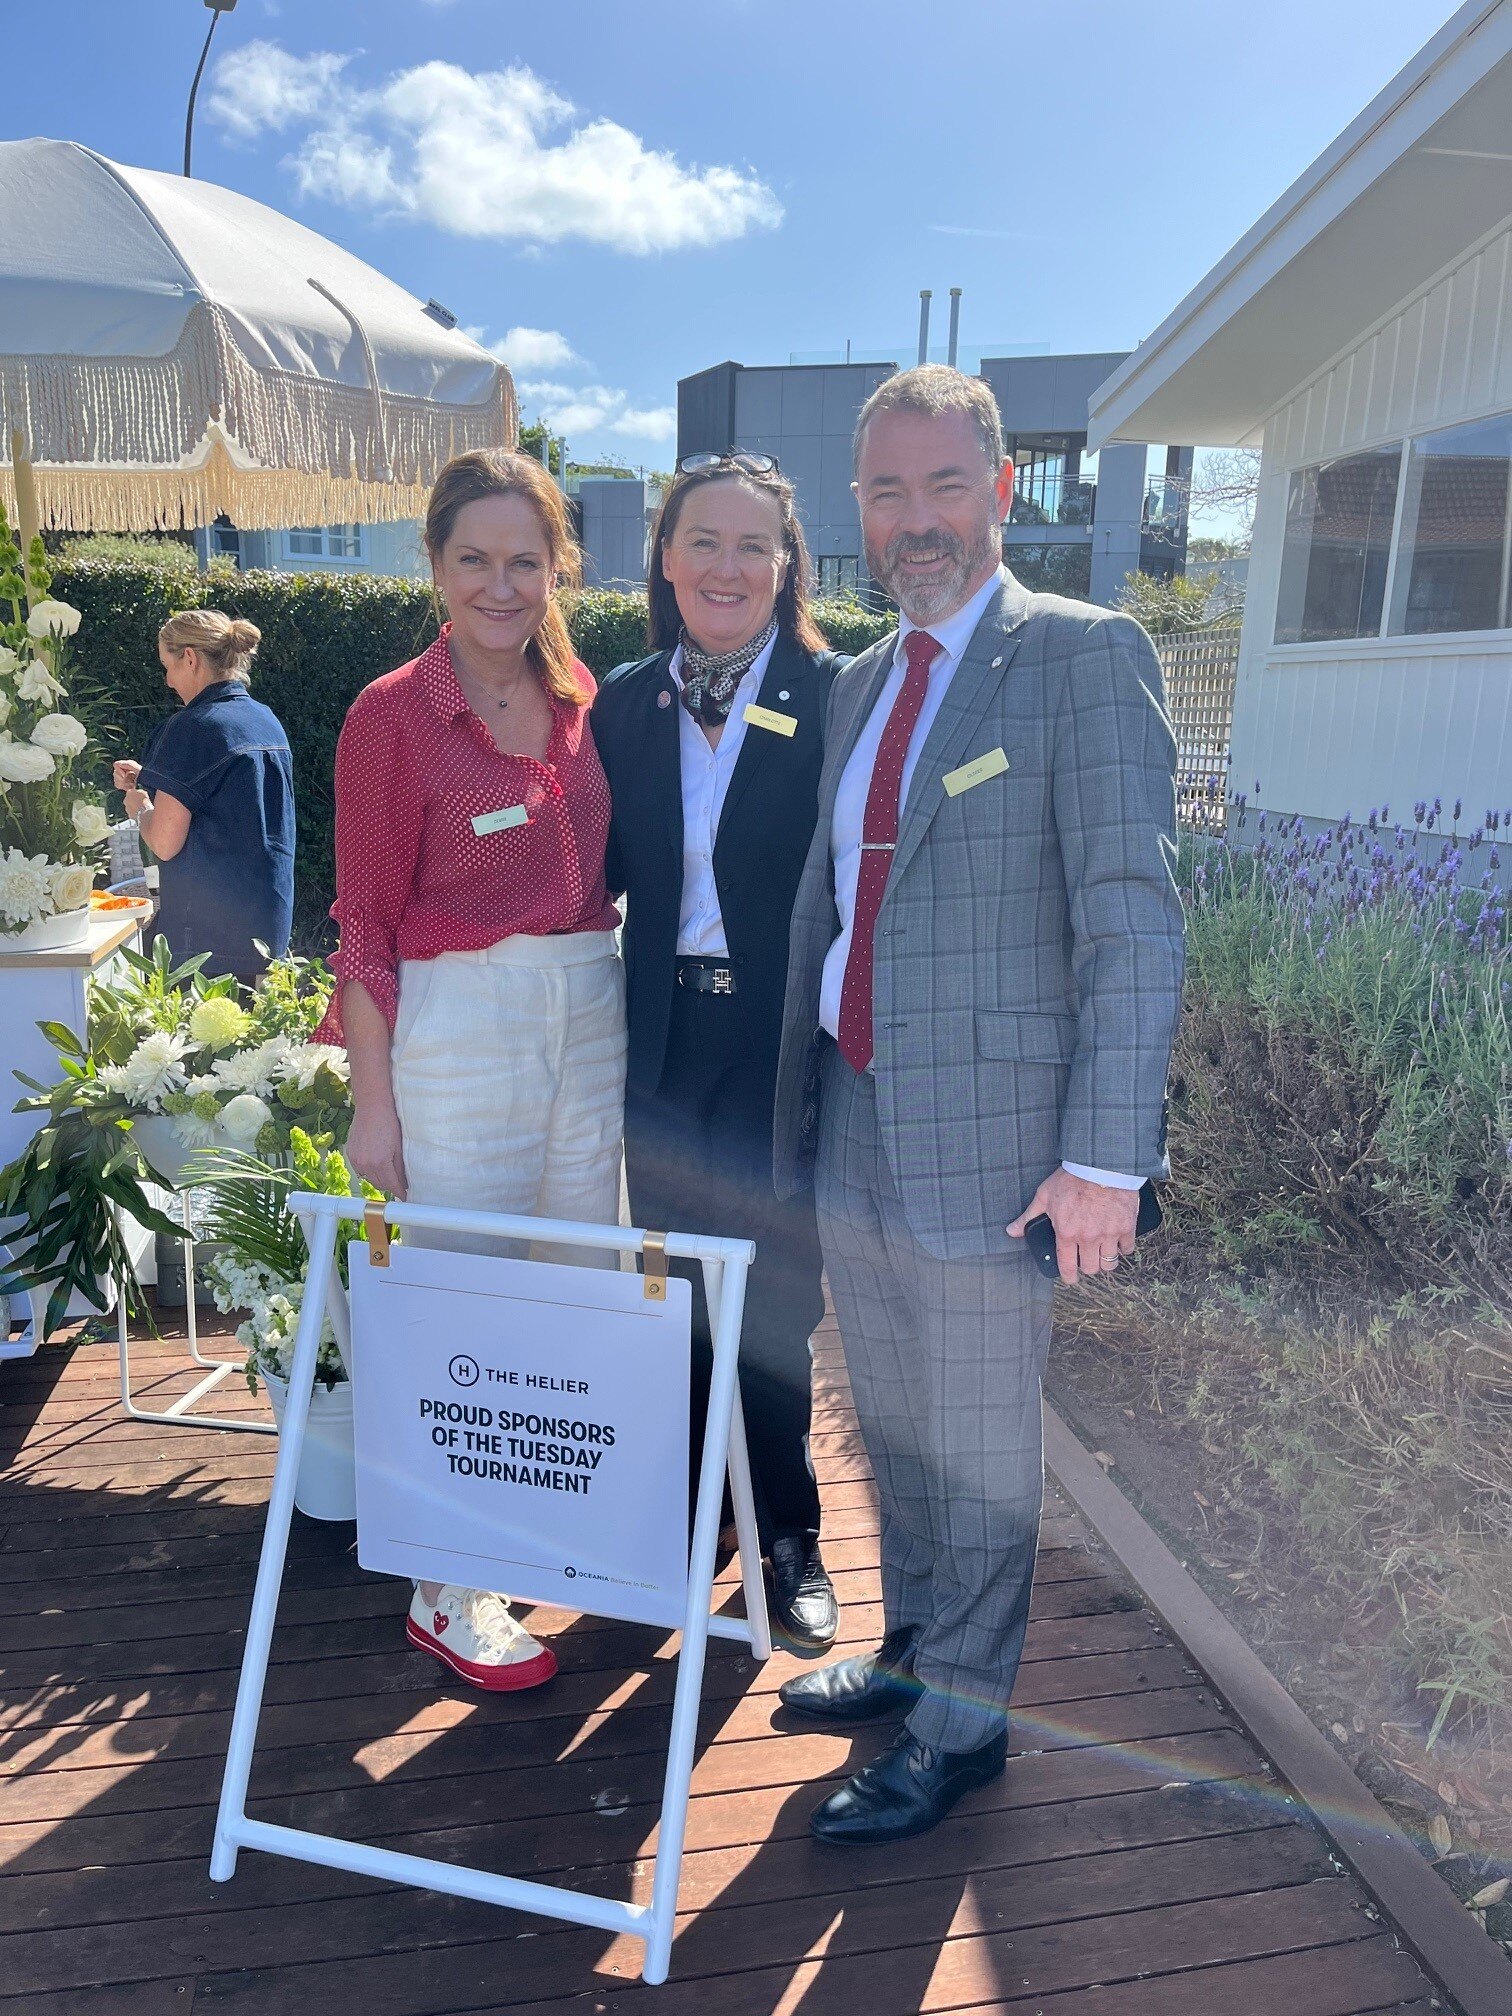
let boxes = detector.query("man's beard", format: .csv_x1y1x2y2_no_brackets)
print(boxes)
866,518,1001,624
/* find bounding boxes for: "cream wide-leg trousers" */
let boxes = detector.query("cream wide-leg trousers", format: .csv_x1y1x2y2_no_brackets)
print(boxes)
391,931,627,1265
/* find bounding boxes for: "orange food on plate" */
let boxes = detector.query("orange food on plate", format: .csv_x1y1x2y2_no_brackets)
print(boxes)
90,892,148,912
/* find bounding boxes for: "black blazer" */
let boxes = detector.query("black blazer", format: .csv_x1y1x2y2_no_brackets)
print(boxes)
592,634,844,1098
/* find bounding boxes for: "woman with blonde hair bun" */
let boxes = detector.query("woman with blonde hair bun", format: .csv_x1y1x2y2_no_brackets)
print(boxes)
115,609,295,982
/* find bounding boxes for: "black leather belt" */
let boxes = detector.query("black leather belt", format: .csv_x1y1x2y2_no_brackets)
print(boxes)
676,957,738,995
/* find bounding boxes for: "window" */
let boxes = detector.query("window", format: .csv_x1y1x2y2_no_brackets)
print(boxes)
1388,412,1512,636
1275,446,1401,644
282,525,366,563
817,555,859,597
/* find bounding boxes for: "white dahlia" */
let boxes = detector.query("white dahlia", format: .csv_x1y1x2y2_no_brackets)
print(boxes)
212,1035,291,1097
281,1042,350,1089
0,848,54,927
101,1030,190,1111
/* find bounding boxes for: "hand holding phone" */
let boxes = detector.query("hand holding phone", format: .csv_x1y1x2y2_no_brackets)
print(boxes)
1021,1180,1163,1282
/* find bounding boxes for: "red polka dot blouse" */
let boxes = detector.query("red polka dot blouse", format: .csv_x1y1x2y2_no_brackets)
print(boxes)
320,628,619,1040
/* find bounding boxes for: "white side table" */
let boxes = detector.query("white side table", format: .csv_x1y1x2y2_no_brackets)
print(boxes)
0,916,155,1361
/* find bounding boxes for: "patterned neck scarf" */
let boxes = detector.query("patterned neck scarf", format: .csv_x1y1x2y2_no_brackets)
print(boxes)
677,617,778,727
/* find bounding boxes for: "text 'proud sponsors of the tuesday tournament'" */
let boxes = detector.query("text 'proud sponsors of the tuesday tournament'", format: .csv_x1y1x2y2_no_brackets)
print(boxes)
421,1357,615,1500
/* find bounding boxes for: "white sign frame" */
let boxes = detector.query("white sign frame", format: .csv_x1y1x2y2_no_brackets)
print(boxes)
210,1193,770,1987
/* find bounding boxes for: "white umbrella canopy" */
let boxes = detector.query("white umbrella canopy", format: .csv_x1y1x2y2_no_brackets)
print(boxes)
0,138,517,535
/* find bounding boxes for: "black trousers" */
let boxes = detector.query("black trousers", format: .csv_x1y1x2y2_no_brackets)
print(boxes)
625,985,825,1552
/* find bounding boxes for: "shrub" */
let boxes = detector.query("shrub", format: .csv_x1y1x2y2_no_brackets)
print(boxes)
50,559,896,936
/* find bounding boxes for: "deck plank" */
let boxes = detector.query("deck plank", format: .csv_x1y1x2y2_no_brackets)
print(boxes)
0,1320,1440,2014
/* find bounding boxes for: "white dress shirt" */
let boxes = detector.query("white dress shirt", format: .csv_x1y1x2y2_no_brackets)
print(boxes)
670,633,776,957
819,566,1139,1192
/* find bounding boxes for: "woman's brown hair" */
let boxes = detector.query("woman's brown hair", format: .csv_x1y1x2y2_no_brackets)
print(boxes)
159,610,261,683
424,449,587,703
646,463,826,655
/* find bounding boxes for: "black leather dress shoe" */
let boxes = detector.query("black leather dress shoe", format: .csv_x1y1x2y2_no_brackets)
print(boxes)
809,1726,1007,1844
778,1624,919,1719
766,1536,838,1653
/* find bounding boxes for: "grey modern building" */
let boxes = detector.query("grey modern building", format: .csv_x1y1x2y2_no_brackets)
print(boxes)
677,352,1190,608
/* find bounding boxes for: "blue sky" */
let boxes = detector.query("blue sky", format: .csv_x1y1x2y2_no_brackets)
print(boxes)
9,0,1458,476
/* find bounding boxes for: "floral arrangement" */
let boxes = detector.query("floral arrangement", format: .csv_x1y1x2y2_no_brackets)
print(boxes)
85,940,351,1160
2,943,350,1337
194,1129,375,1394
0,505,108,933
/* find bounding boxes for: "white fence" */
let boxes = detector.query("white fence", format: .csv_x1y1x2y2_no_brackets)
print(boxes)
1152,624,1242,833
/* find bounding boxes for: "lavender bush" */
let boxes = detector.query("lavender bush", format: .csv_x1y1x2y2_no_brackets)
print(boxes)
1172,794,1512,1297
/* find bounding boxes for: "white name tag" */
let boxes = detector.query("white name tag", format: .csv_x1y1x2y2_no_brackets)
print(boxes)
943,746,1011,797
743,704,798,738
471,804,529,836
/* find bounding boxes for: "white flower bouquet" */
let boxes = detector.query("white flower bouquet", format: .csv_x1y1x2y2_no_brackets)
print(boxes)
0,507,108,933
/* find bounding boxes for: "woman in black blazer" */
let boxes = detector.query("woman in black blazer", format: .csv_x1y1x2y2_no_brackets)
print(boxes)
592,453,845,1650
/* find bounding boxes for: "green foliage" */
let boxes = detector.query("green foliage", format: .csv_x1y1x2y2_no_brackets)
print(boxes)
51,532,199,571
813,596,895,657
1117,569,1229,635
1005,544,1092,600
50,559,897,937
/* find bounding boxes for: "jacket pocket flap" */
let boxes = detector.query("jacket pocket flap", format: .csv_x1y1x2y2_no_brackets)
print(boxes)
975,1009,1077,1062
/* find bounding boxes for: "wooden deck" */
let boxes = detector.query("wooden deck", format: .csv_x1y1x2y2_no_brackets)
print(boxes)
0,1311,1443,2015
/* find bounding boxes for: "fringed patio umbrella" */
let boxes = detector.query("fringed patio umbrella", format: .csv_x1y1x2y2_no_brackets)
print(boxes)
0,138,517,547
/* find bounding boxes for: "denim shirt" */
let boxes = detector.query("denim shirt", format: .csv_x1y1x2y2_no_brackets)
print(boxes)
139,681,295,977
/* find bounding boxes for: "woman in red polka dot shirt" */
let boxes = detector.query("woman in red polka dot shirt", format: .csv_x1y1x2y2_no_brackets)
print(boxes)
323,449,625,1691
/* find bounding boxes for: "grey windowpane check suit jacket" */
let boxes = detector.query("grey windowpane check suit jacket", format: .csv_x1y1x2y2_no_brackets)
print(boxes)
773,571,1186,1261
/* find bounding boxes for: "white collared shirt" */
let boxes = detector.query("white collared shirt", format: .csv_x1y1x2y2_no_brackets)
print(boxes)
671,633,777,957
818,566,1138,1192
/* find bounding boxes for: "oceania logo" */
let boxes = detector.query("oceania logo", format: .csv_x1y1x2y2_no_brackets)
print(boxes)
448,1354,480,1388
564,1565,577,1579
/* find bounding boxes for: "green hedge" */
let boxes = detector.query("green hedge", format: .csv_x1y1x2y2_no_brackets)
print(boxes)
53,557,894,938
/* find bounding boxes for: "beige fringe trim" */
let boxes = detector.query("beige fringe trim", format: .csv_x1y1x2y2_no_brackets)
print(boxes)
0,306,518,531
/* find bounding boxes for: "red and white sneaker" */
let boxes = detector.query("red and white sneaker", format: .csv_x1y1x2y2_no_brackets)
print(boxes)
406,1586,557,1692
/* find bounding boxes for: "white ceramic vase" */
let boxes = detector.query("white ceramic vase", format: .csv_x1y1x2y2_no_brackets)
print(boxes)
4,904,91,952
262,1370,357,1522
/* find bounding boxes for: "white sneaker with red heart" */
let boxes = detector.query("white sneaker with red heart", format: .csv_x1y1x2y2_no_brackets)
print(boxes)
405,1586,557,1691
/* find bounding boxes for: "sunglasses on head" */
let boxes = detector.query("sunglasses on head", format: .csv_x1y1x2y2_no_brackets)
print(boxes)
675,451,780,477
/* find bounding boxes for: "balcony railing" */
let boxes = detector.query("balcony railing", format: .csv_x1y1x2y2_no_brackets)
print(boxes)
1008,471,1096,529
1143,477,1189,533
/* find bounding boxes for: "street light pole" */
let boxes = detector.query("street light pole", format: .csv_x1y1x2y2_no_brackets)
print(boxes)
184,0,238,178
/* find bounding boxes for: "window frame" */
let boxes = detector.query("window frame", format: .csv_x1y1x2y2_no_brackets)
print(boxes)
1271,403,1512,652
279,524,369,568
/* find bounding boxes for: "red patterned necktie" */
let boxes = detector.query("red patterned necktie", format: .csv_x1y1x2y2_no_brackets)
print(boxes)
836,629,943,1072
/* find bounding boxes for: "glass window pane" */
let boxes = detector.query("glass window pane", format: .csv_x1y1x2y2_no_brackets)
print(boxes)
328,525,363,558
286,529,322,555
1388,412,1512,636
1274,446,1401,644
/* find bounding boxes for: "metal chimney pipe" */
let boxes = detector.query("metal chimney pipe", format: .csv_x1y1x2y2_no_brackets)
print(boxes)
947,287,962,368
917,290,932,366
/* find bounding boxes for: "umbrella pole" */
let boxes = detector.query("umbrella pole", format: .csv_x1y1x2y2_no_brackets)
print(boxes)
9,429,39,559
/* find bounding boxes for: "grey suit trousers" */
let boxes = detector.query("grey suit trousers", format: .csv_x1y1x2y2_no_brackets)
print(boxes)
816,1045,1054,1753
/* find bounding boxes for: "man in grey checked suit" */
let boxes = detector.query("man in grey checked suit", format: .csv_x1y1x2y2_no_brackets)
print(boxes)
773,366,1184,1843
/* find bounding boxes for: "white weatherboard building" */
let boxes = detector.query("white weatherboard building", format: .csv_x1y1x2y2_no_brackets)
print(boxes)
1090,0,1512,843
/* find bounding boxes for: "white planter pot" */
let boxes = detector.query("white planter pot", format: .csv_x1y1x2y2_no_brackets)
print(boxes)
4,904,91,952
263,1370,357,1522
131,1112,229,1186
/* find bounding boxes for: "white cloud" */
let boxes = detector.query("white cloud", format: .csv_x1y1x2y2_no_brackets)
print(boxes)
208,44,782,255
520,380,676,444
207,41,351,141
489,327,580,373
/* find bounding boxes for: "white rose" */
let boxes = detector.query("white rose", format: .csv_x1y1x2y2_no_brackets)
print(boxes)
26,599,82,638
0,738,56,783
16,659,64,706
50,861,95,912
72,800,112,846
220,1092,273,1144
30,713,88,759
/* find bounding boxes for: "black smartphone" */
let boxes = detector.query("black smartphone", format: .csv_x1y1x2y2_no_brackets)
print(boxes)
1022,1180,1163,1281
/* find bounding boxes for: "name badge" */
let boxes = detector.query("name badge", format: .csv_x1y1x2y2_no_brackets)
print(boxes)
943,746,1011,797
743,704,798,739
471,804,529,836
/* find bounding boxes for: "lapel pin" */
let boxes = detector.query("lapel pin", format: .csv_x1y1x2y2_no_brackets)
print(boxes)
657,689,671,708
991,654,1004,669
778,690,790,702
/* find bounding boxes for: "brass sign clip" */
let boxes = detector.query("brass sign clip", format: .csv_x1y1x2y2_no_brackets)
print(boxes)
364,1202,392,1268
642,1229,668,1301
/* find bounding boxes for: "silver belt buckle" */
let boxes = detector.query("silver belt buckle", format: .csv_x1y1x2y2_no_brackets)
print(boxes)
712,967,734,995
